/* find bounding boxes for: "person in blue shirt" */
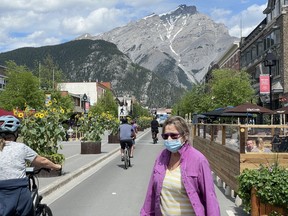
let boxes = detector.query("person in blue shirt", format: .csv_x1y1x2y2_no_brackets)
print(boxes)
119,117,136,160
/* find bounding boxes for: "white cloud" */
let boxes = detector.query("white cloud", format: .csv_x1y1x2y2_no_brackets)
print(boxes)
61,7,126,35
0,1,270,52
210,8,232,18
211,3,266,38
0,0,118,13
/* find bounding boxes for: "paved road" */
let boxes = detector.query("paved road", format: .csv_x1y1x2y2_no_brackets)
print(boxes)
38,129,248,215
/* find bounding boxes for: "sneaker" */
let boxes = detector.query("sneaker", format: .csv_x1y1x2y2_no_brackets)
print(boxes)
121,156,124,161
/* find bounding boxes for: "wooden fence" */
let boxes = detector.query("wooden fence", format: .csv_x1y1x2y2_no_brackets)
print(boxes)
192,124,288,192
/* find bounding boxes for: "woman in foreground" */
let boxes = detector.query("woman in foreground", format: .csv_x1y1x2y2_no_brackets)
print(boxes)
140,116,220,216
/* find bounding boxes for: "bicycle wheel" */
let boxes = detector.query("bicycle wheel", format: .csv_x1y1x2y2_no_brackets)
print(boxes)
124,148,129,169
37,204,53,216
128,148,131,167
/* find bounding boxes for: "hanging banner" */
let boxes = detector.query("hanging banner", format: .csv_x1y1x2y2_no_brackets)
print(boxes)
85,102,90,111
259,75,270,94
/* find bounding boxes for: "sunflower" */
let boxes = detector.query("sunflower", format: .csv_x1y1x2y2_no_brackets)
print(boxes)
18,112,24,118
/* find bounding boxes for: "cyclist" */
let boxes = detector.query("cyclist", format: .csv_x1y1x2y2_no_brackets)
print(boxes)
151,116,159,142
119,117,135,161
0,115,62,216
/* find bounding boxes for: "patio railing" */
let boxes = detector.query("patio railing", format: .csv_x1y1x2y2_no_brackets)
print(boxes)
192,123,288,192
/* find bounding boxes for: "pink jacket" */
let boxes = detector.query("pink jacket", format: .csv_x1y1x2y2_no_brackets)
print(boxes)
140,143,220,216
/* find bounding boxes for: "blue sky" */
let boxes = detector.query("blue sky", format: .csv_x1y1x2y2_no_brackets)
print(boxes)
0,0,267,53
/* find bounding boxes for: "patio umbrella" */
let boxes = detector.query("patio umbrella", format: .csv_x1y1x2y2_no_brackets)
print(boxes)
274,106,288,125
202,106,253,124
274,106,288,114
202,108,226,117
223,103,274,114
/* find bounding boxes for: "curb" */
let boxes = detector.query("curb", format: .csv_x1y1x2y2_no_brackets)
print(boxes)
39,146,120,197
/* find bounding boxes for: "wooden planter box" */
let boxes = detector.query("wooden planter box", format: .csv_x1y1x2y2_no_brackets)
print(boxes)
251,188,287,216
108,134,119,143
81,141,101,154
138,127,144,131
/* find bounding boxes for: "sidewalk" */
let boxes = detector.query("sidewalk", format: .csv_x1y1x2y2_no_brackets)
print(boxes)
38,129,148,198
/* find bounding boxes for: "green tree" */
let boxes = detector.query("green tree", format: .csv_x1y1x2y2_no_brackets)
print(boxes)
0,61,44,110
89,91,118,117
131,102,150,119
172,69,255,116
208,69,255,108
36,55,64,90
172,84,210,116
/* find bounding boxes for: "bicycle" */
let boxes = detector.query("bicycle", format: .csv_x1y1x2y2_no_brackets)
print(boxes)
123,142,131,169
26,167,53,216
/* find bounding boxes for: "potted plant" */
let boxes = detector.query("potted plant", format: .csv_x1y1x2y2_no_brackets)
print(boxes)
105,113,120,144
77,112,108,154
237,161,288,215
137,116,152,131
17,103,68,177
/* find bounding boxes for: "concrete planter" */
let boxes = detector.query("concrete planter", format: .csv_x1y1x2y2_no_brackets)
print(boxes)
81,141,101,154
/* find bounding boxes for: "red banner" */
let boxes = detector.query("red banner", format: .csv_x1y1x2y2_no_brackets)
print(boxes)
259,75,270,94
85,102,90,111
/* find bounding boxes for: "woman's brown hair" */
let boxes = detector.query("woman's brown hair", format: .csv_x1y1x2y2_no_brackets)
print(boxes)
162,116,190,141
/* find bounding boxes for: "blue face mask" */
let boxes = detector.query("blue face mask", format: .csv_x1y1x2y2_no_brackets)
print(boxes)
164,139,183,153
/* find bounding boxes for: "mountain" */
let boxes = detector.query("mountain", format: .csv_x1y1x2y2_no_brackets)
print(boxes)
0,39,184,108
0,4,237,108
78,4,238,88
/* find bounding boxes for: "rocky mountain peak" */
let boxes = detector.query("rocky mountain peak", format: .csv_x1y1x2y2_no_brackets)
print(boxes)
160,4,197,20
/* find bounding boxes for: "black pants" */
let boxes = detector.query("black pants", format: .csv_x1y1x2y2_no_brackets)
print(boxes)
120,139,133,150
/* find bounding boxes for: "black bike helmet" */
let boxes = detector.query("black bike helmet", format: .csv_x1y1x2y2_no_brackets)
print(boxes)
0,115,20,133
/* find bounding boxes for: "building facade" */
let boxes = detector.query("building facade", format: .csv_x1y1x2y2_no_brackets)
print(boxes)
240,0,288,109
206,0,288,110
57,81,112,113
217,41,241,70
204,41,240,84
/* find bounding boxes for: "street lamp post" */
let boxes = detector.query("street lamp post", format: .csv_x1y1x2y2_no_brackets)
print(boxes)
82,93,88,114
264,52,277,110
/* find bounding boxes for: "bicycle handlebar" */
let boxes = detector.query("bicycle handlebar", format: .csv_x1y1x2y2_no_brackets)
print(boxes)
26,167,51,175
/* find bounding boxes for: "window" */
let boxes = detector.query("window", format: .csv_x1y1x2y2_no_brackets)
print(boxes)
252,46,257,59
241,54,246,67
274,29,281,44
274,0,281,17
274,62,280,76
246,49,253,63
257,40,264,55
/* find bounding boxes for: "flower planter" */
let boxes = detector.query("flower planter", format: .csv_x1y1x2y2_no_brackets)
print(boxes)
138,127,144,131
108,134,119,143
251,188,287,216
81,141,101,154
